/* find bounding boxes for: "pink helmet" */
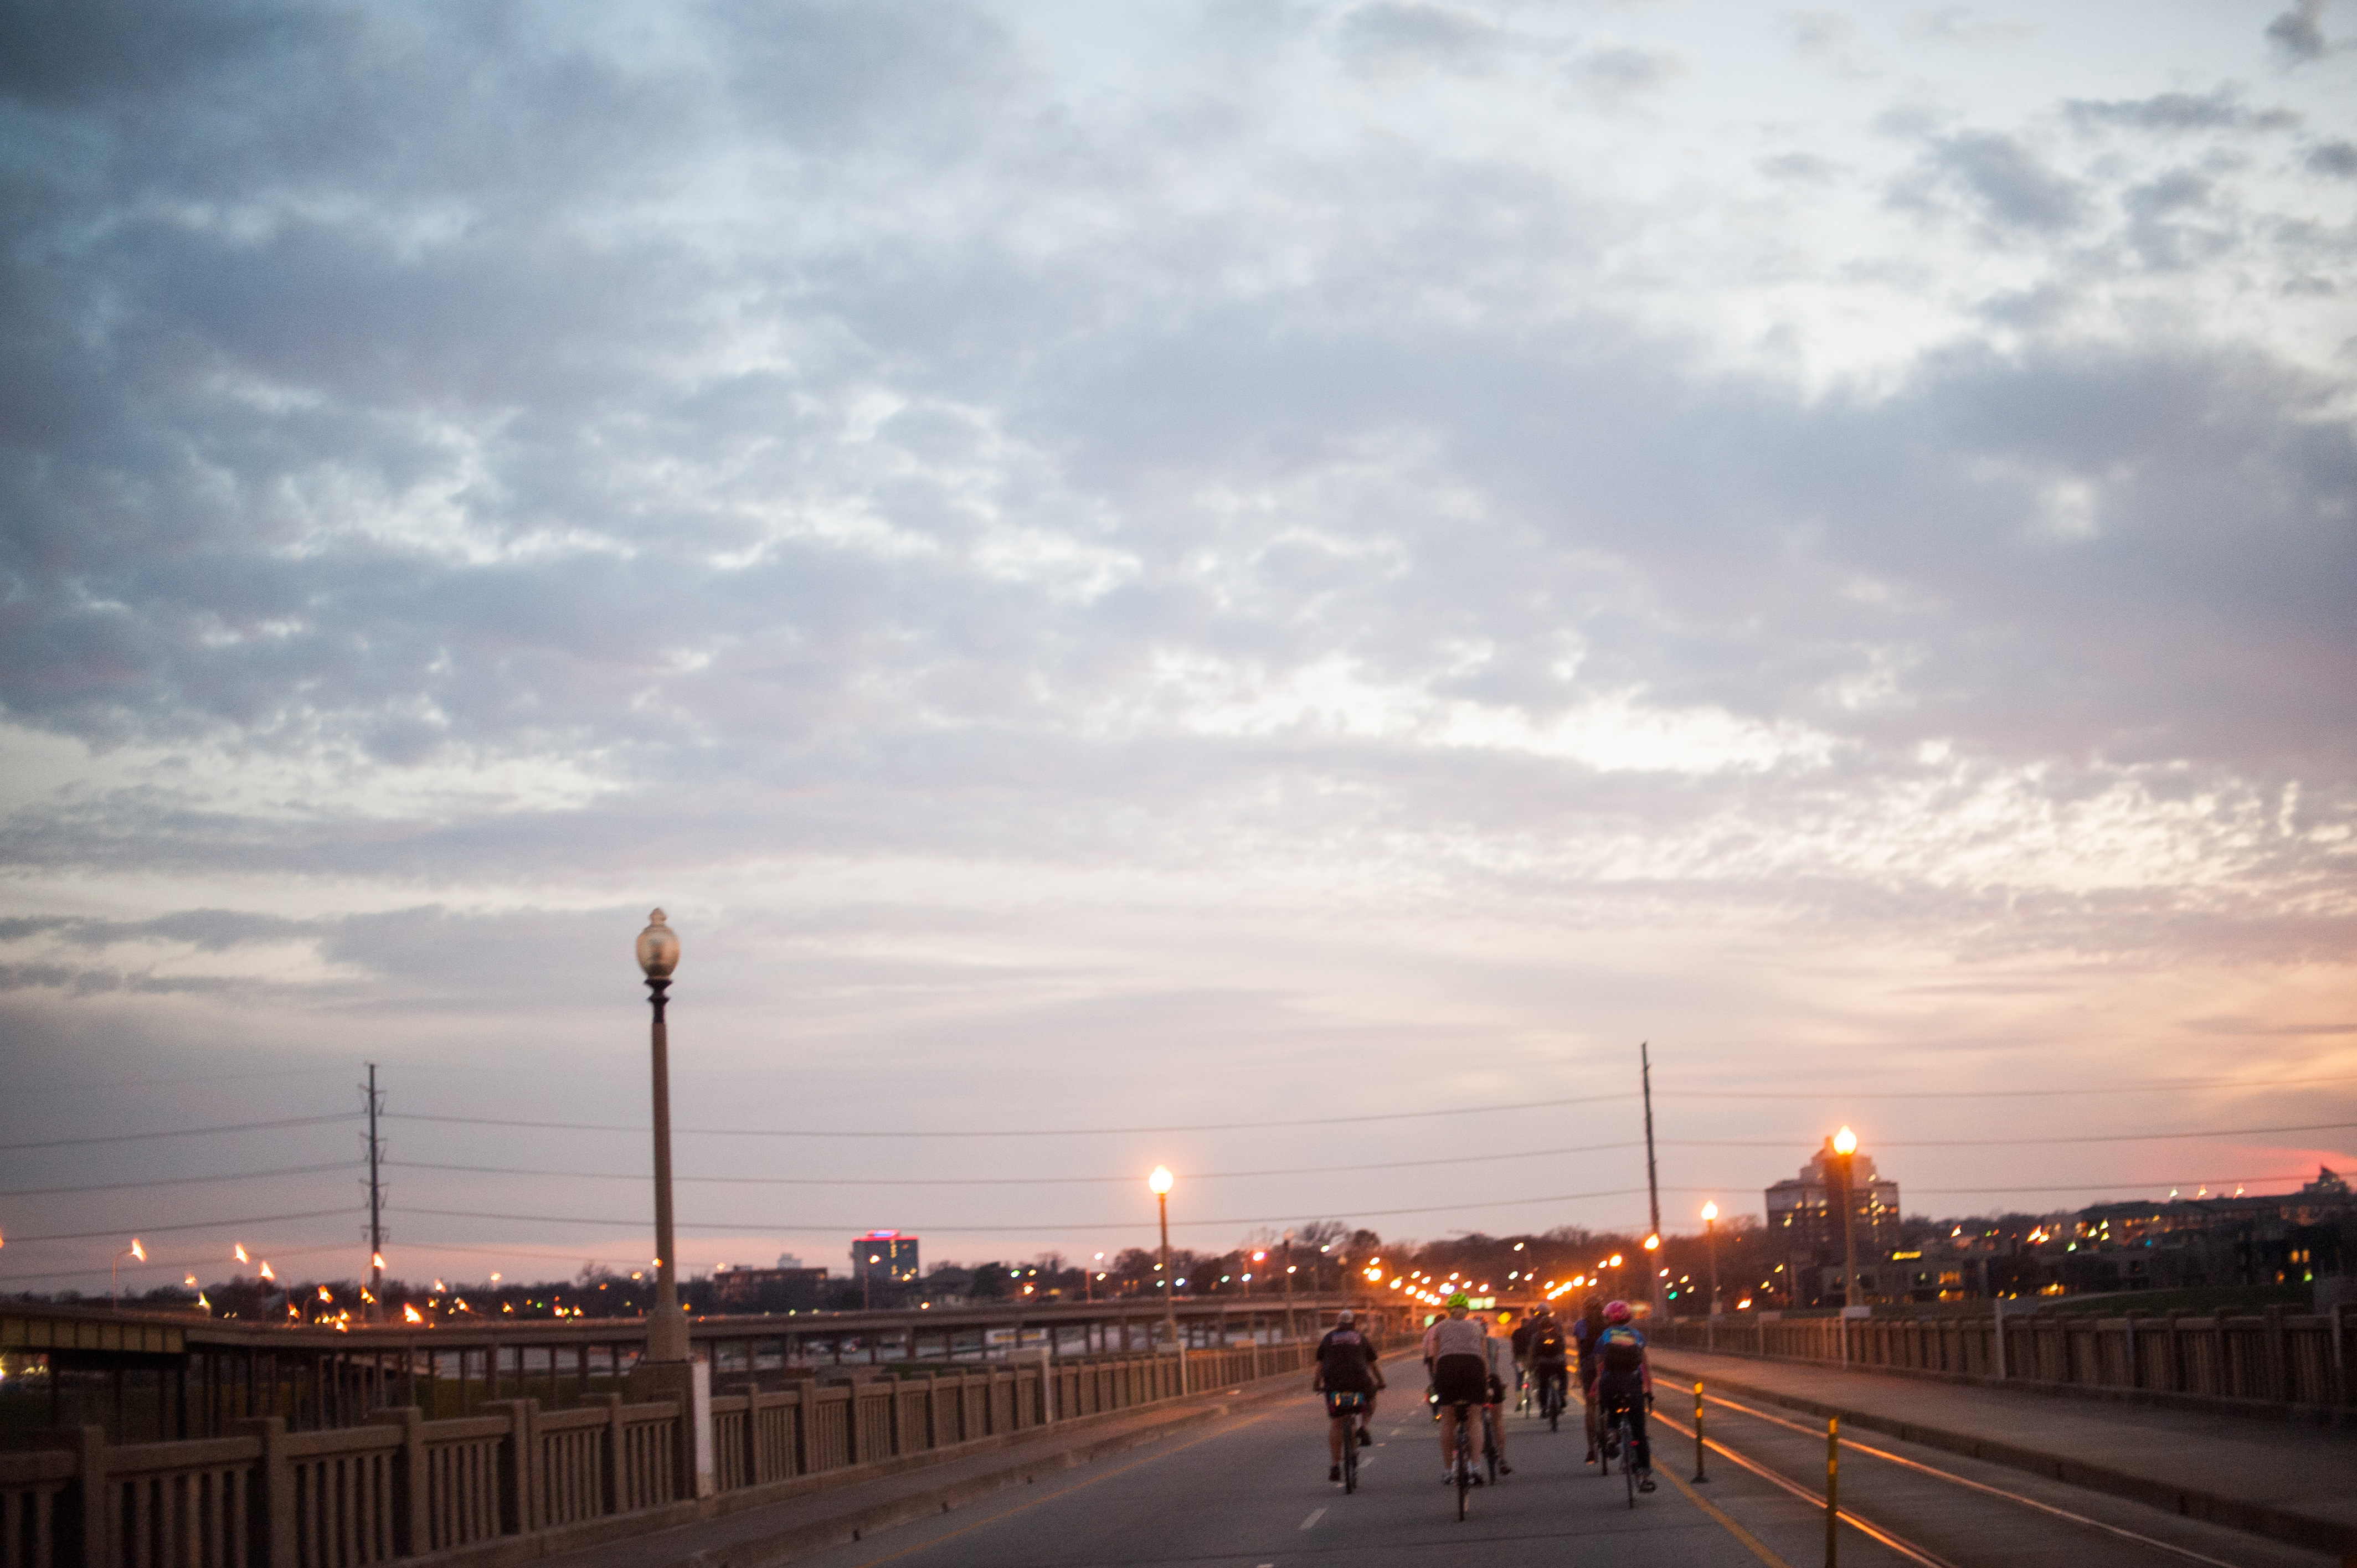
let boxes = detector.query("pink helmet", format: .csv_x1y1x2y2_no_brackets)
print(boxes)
1603,1299,1633,1324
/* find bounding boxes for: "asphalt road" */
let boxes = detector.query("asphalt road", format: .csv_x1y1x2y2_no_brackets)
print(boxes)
779,1382,1918,1568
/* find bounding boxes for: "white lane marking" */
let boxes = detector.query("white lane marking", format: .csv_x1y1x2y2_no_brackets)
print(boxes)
1300,1507,1326,1530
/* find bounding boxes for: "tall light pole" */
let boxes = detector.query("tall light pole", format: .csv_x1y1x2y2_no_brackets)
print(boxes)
1701,1201,1721,1351
111,1238,145,1307
1830,1127,1861,1311
1149,1166,1181,1390
637,910,689,1364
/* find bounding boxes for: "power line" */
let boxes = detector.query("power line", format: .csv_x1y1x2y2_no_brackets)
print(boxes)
1670,1121,2357,1148
7,1071,2348,1158
0,1162,357,1199
387,1140,1650,1187
0,1113,361,1153
396,1189,1653,1235
380,1072,2357,1142
1,1207,359,1245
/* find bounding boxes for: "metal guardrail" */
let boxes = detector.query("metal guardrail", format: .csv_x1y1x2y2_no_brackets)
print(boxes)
1652,1303,2356,1412
0,1342,1320,1568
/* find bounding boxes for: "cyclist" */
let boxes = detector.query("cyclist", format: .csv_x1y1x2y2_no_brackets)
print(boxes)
1312,1309,1385,1482
1421,1293,1489,1484
1509,1309,1537,1409
1592,1299,1656,1493
1476,1313,1514,1475
1570,1293,1608,1462
1526,1304,1570,1423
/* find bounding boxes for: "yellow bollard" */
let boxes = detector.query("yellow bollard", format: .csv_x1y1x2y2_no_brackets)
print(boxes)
1693,1381,1708,1482
1825,1414,1840,1567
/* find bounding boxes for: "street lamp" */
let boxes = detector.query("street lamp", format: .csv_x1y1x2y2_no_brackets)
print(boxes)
111,1238,144,1307
1701,1202,1721,1350
637,909,688,1364
1149,1167,1181,1388
1829,1126,1861,1312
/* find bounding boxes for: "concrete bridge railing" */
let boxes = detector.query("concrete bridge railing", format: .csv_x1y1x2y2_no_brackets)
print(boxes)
0,1342,1315,1568
1651,1302,2356,1419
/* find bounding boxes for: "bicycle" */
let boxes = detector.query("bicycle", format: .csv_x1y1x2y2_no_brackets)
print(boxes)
1535,1363,1566,1432
1327,1390,1366,1494
1449,1399,1477,1520
1600,1397,1637,1507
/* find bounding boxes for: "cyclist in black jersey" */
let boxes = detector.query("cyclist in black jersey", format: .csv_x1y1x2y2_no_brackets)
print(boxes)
1525,1304,1569,1423
1313,1310,1385,1482
1570,1294,1607,1462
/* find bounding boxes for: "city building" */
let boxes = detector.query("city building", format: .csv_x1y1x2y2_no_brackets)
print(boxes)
709,1255,830,1313
851,1232,920,1289
1766,1141,1901,1304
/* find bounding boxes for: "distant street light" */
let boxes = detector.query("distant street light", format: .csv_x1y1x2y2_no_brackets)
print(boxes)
1149,1167,1181,1386
637,910,689,1364
1088,1252,1104,1303
1701,1201,1721,1350
1830,1126,1861,1311
111,1238,145,1307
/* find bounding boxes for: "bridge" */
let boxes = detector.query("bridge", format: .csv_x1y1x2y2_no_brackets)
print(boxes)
6,1295,2355,1567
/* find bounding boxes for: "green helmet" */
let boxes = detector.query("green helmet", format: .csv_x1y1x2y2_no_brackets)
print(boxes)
1445,1291,1472,1309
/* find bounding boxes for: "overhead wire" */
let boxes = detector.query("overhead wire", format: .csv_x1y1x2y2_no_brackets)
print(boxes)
0,1206,361,1245
0,1161,358,1199
394,1188,1652,1234
379,1074,2357,1139
0,1113,361,1152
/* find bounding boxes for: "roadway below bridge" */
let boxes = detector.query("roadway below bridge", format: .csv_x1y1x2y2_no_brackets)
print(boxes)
550,1350,2339,1568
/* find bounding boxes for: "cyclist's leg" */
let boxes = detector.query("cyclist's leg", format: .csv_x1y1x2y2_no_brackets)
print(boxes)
1629,1399,1651,1471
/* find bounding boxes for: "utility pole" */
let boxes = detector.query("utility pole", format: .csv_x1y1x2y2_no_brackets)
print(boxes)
363,1064,387,1322
1641,1043,1665,1319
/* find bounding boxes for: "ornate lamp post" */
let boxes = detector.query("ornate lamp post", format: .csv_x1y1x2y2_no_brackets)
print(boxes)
637,910,689,1364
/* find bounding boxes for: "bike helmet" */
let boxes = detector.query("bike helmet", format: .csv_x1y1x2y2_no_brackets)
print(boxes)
1445,1291,1472,1309
1603,1299,1633,1324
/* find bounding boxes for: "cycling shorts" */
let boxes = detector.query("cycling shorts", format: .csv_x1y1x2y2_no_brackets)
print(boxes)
1431,1354,1487,1407
1323,1389,1369,1419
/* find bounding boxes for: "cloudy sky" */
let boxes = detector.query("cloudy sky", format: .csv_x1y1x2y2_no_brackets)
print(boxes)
3,0,2353,1294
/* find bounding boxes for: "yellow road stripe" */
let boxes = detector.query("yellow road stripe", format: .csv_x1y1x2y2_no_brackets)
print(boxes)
1662,1467,1795,1568
846,1410,1273,1567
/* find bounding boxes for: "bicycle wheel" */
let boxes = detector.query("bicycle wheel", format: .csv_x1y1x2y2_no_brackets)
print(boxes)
1621,1417,1637,1509
1342,1425,1358,1494
1454,1406,1473,1520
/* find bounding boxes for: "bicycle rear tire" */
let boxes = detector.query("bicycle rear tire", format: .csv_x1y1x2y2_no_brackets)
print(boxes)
1454,1404,1473,1521
1620,1416,1637,1509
